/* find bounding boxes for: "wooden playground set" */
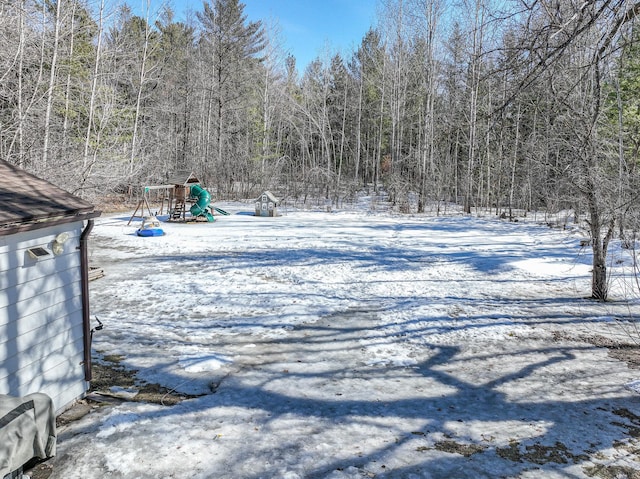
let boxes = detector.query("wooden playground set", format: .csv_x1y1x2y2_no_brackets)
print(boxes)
127,171,229,225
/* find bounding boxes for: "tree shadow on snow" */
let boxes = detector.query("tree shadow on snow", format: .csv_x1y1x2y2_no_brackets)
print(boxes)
68,310,640,479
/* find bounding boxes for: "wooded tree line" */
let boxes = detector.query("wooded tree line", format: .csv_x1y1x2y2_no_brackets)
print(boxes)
2,0,640,299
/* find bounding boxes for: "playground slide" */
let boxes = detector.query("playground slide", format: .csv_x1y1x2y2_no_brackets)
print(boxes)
189,184,214,222
214,207,230,216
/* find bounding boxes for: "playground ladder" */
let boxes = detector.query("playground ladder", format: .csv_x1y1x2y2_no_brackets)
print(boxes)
172,199,186,220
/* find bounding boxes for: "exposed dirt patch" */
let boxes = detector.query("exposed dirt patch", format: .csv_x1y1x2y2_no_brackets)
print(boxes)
433,440,485,457
609,347,640,370
611,408,640,457
496,441,522,462
23,460,54,479
90,354,203,406
612,408,640,437
584,464,640,479
552,330,640,369
496,440,588,465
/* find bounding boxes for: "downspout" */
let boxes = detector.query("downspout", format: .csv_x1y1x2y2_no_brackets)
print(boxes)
80,219,94,381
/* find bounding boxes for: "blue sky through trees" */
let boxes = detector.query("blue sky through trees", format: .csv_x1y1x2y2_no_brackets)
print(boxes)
154,0,376,71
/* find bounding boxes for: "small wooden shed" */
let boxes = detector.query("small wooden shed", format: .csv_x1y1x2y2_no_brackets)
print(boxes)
255,191,279,217
0,161,100,414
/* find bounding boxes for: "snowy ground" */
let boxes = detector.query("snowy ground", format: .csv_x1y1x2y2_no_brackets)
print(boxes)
48,202,640,478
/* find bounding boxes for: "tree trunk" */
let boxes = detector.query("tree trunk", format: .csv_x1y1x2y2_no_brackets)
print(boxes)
16,0,26,166
354,63,363,183
62,0,77,147
42,0,63,170
129,1,152,177
508,103,521,219
586,185,615,301
83,0,104,173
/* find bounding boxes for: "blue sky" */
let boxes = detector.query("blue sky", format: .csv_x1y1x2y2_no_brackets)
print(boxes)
164,0,377,71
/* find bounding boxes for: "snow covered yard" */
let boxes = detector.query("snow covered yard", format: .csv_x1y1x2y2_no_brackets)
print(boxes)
48,206,640,478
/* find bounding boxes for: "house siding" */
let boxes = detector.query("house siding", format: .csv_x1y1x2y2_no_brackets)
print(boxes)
0,223,88,413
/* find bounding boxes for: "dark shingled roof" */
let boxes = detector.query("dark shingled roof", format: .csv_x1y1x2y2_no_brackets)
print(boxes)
0,160,98,232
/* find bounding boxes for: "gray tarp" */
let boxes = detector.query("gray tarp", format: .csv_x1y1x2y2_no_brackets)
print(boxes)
0,393,56,478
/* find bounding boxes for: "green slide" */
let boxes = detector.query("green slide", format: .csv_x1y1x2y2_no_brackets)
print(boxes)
189,184,214,222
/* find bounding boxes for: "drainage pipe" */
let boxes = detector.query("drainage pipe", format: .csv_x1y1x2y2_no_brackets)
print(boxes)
80,219,94,382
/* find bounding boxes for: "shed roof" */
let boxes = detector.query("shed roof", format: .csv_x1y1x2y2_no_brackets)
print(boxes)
167,171,200,186
0,160,99,235
258,191,279,203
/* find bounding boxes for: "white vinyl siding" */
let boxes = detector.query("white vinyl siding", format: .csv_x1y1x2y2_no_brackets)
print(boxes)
0,223,88,413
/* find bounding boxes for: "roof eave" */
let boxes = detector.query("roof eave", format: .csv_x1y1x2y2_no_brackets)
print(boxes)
0,210,102,237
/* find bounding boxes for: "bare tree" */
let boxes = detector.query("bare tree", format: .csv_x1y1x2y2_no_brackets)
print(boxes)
413,0,443,212
41,0,64,171
196,0,264,193
506,0,640,300
83,0,105,174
